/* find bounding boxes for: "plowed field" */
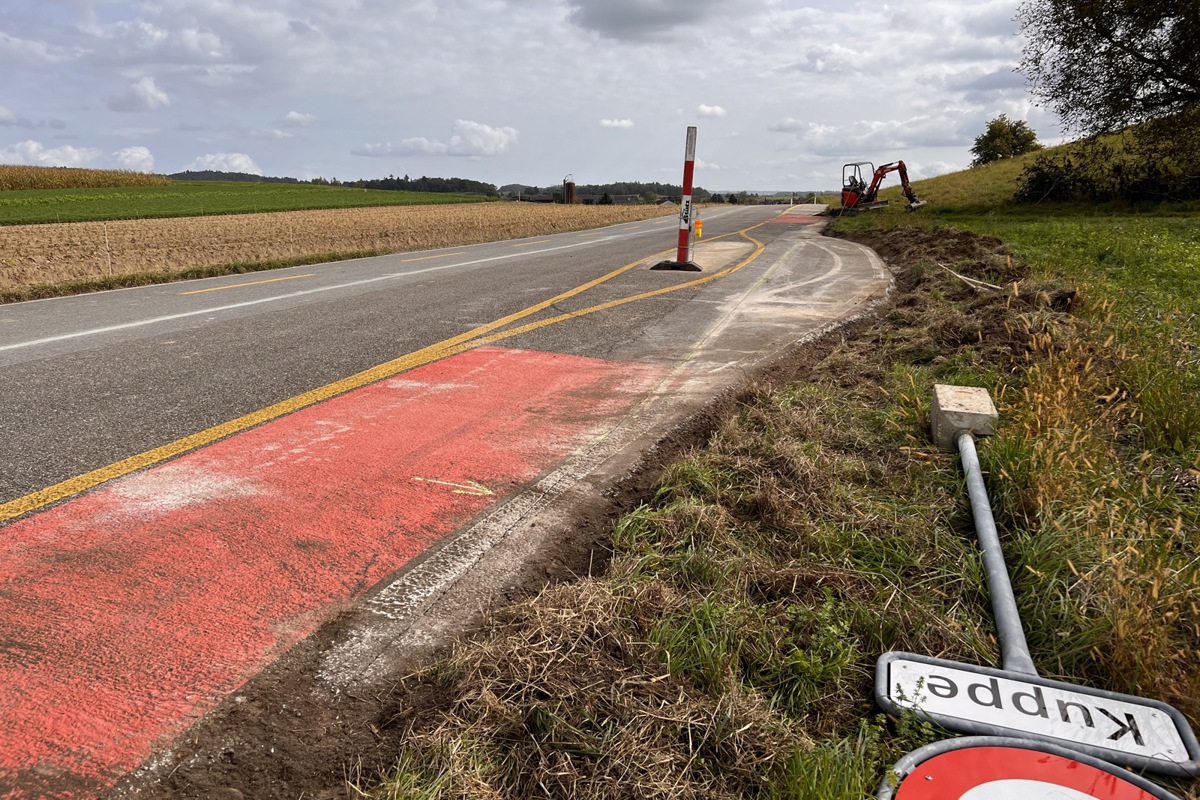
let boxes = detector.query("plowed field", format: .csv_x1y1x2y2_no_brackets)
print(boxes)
0,203,674,292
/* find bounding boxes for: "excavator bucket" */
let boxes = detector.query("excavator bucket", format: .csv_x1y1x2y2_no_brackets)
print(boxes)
906,199,928,211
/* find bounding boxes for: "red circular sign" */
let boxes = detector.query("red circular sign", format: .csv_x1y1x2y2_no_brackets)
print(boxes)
896,745,1164,800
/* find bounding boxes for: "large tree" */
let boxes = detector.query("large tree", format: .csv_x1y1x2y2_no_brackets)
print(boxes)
970,115,1043,166
1017,0,1200,134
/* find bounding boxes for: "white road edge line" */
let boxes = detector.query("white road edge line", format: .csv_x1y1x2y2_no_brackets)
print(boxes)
0,229,660,354
1,206,754,354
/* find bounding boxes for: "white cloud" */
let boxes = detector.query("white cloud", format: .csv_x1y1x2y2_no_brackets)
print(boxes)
353,119,518,158
696,158,721,170
446,120,518,156
282,111,316,127
185,152,263,174
0,105,65,130
107,76,171,113
776,43,859,75
0,29,77,64
907,160,962,179
0,0,1037,189
770,112,973,157
697,105,726,118
114,145,156,172
767,118,807,133
0,139,101,167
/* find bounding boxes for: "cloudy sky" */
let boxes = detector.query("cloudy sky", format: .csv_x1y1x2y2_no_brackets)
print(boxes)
1,0,1060,190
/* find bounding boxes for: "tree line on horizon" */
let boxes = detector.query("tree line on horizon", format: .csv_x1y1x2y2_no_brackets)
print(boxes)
169,171,801,204
169,170,500,196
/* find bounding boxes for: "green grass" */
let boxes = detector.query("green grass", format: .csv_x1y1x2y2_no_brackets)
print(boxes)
0,180,493,225
853,149,1200,459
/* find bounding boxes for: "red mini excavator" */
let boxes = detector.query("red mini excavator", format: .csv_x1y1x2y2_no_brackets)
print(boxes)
840,161,928,214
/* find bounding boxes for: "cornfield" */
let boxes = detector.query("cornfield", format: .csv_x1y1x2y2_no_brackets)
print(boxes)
0,203,675,292
0,165,173,191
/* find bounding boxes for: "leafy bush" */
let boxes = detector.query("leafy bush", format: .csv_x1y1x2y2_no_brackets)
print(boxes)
971,115,1043,167
1015,107,1200,203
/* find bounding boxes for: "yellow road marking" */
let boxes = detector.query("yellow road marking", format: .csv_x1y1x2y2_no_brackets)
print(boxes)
0,216,774,524
180,274,315,295
511,240,551,248
0,250,664,524
457,225,768,347
400,251,466,262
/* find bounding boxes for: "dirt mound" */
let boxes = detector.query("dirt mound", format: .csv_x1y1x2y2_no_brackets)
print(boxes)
833,225,1077,369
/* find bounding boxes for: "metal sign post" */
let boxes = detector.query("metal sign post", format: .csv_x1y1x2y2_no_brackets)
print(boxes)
652,126,701,272
876,385,1200,780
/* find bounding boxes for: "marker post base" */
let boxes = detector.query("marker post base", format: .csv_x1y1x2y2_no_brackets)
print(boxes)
650,260,702,272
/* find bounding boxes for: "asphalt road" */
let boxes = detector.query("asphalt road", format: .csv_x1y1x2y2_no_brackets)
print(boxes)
0,203,893,797
0,205,881,512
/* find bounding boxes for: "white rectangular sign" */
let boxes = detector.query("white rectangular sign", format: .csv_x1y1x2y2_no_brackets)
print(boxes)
877,653,1199,776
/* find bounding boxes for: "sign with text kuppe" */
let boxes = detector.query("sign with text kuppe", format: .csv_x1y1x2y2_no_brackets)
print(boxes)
876,652,1200,778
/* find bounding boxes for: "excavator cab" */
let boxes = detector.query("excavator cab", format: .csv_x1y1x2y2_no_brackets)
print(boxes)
841,162,882,211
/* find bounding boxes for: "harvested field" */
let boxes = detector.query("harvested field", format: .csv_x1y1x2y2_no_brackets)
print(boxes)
0,203,674,293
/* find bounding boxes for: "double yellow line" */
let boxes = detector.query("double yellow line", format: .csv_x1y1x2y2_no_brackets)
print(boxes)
0,218,770,525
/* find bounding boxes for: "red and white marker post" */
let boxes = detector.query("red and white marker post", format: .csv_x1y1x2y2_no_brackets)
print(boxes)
677,125,697,262
653,126,702,271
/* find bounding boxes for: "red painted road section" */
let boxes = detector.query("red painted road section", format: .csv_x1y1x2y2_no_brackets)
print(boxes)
0,346,665,798
771,214,823,225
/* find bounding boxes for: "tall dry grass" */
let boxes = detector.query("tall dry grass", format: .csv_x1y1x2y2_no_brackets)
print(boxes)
0,165,173,191
0,203,674,293
983,305,1200,707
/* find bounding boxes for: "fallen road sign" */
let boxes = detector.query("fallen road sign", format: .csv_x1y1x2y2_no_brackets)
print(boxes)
879,736,1183,800
876,652,1200,778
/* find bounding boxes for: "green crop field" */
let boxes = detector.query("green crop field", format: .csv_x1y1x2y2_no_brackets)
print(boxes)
0,180,493,226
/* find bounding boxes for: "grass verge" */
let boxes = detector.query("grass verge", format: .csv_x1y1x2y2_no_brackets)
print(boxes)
356,208,1198,798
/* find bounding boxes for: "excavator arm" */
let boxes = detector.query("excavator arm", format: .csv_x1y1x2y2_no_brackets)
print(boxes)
867,161,927,210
